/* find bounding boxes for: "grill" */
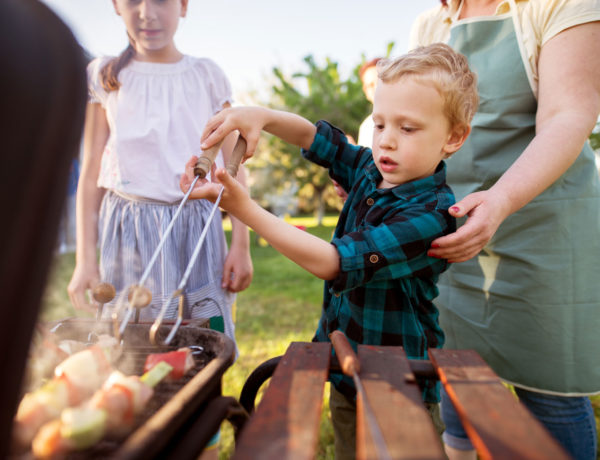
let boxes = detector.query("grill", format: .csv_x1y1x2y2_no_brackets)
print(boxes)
12,319,246,460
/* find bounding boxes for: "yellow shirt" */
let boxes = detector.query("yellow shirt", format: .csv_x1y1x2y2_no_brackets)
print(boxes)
410,0,600,98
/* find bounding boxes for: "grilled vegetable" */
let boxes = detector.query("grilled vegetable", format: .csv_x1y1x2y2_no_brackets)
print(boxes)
143,347,194,380
13,343,117,448
31,362,173,458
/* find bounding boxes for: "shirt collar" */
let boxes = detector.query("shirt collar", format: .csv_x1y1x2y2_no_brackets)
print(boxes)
441,0,526,24
365,161,448,199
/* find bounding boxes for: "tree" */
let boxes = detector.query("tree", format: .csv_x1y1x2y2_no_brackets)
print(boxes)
247,54,372,223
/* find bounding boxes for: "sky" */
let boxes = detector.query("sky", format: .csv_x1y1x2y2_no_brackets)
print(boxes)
41,0,439,102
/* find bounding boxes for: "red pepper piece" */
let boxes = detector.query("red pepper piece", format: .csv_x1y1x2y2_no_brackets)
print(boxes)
143,349,191,380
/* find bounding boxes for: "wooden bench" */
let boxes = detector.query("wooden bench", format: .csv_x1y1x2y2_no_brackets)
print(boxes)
232,342,571,460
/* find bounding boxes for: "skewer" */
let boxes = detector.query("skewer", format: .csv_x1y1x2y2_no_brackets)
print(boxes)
87,283,116,342
113,138,230,340
150,136,247,345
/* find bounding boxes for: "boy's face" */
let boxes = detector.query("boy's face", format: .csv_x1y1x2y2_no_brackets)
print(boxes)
371,77,461,188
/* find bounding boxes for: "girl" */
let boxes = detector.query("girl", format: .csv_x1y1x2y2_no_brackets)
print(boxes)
68,0,252,347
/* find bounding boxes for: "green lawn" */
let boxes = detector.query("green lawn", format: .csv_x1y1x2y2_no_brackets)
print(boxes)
40,218,600,459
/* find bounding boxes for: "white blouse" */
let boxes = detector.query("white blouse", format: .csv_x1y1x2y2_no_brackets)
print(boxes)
87,55,232,203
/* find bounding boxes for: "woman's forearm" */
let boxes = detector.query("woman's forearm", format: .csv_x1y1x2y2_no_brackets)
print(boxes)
489,110,597,217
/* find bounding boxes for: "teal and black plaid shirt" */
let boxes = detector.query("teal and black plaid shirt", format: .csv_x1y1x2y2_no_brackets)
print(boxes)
302,121,456,403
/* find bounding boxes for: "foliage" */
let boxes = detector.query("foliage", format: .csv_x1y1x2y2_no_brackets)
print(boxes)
590,119,600,150
247,54,374,223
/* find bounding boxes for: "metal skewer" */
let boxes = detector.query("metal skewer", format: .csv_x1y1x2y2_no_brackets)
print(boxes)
114,138,235,340
87,282,116,342
150,136,247,345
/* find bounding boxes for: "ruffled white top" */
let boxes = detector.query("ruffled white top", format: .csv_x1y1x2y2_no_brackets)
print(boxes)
87,55,232,203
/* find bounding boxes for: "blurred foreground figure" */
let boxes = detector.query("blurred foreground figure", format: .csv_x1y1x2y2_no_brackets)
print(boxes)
0,0,87,455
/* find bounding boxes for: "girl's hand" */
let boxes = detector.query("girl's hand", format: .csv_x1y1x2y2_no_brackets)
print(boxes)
427,190,511,263
201,107,268,162
67,263,101,314
222,244,253,293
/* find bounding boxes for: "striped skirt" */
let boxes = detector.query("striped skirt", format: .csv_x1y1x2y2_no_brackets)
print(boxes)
98,190,236,343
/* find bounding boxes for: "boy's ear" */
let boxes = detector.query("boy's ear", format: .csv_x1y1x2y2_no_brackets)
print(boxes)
442,125,471,157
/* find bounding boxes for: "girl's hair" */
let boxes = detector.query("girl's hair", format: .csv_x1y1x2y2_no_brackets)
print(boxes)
99,35,136,92
377,43,479,131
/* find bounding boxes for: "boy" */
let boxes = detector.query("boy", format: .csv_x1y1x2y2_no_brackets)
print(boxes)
182,43,478,458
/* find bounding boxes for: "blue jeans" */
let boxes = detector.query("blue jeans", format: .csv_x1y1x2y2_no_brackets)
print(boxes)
441,386,597,460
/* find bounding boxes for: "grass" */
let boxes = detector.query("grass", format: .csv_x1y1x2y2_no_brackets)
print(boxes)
40,217,600,459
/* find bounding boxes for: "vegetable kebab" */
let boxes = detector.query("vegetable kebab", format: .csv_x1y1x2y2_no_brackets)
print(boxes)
13,340,119,448
32,362,173,458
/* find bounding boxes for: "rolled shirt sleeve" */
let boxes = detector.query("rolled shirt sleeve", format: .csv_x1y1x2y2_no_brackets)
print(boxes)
331,197,452,292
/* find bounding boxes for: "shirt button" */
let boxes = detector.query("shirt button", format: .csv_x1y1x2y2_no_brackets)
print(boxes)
366,198,375,206
369,254,379,264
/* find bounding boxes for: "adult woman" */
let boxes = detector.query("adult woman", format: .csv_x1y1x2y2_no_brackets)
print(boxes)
411,1,600,459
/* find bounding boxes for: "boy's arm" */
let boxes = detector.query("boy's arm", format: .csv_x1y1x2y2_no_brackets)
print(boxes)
201,107,317,158
181,165,340,281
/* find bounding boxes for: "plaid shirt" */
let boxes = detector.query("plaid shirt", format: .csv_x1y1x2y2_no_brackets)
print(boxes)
302,121,456,403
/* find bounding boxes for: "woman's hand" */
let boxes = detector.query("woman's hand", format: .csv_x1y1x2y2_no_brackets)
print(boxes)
427,189,511,263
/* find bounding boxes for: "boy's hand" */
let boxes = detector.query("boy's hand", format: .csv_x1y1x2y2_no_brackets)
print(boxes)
180,156,249,213
180,155,220,200
201,107,268,162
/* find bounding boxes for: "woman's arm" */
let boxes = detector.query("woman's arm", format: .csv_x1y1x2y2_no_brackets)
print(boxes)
428,21,600,262
67,102,109,311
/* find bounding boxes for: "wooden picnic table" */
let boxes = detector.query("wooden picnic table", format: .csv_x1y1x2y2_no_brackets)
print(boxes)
232,342,571,460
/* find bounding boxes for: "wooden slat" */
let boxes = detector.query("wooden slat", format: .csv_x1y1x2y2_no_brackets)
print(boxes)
357,345,445,460
233,342,331,460
429,349,571,460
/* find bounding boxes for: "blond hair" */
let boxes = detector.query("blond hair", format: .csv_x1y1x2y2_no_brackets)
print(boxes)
378,43,478,131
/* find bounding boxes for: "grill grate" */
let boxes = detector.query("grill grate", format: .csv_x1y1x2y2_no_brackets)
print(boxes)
12,319,235,459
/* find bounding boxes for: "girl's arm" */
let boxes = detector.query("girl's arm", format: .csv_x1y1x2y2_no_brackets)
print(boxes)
201,107,316,159
218,126,253,292
67,103,109,311
181,164,340,280
428,21,600,262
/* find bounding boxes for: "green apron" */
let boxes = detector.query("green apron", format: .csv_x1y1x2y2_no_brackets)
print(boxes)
438,2,600,395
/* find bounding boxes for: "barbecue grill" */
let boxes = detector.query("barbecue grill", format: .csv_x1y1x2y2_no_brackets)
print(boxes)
10,319,248,460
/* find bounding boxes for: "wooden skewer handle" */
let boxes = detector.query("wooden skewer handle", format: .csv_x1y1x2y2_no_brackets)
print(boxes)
226,136,247,178
128,285,153,309
330,330,360,376
92,282,116,304
193,136,247,179
193,139,225,178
